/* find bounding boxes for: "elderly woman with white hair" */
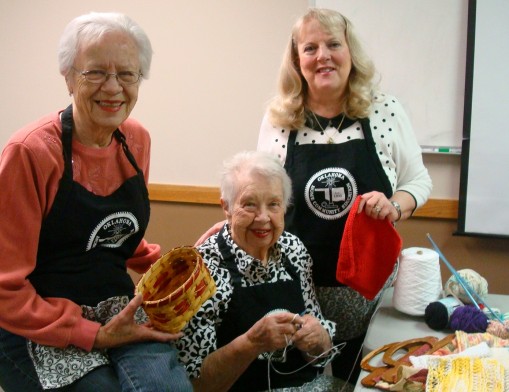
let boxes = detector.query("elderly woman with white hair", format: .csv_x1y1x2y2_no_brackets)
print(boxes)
176,151,344,392
0,12,191,391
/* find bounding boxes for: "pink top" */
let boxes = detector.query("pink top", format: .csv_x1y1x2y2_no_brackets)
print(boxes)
0,110,160,351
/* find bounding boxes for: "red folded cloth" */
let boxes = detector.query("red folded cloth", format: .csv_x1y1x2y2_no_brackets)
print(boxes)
336,195,402,300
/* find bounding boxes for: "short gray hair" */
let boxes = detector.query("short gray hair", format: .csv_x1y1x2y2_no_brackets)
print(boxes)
58,12,153,79
221,151,292,213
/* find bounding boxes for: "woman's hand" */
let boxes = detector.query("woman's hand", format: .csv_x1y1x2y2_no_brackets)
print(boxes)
192,311,331,392
193,311,300,392
358,191,398,222
359,191,415,222
244,312,331,359
93,294,182,349
244,312,301,354
290,314,331,360
194,220,227,247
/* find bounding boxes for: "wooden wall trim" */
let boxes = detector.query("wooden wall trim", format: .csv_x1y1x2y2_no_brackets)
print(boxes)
148,183,458,219
412,198,458,220
148,183,221,205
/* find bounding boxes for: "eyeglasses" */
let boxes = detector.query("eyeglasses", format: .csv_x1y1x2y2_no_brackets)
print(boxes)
73,67,142,85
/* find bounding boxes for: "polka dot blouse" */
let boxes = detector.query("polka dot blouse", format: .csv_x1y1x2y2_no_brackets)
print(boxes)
257,93,432,208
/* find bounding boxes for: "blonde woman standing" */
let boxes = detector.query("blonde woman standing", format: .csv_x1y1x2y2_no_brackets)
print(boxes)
257,8,432,386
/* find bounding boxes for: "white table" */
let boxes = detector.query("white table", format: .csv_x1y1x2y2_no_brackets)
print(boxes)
354,287,508,391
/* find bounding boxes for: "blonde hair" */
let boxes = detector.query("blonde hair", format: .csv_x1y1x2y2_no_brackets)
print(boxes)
268,8,377,129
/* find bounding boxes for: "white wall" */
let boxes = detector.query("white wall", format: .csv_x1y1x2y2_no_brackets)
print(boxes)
0,0,308,186
315,0,468,149
0,0,463,199
313,0,469,200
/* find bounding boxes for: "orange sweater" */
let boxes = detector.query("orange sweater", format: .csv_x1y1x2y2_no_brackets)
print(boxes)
0,110,160,351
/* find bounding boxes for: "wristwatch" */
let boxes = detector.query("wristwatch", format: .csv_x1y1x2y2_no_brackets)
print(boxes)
391,201,402,222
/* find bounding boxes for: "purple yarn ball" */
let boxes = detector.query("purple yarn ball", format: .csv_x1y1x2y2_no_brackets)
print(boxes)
449,305,489,332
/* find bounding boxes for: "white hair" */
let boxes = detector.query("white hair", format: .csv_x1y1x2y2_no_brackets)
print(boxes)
220,151,292,212
58,12,153,79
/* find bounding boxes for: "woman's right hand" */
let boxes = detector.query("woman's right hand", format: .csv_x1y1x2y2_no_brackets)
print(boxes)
194,220,226,246
244,312,299,354
93,294,182,349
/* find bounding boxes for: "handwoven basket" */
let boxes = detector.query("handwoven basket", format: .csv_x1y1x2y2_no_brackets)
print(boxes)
136,246,216,333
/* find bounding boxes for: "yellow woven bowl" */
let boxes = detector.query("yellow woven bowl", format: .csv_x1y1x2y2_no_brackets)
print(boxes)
136,246,216,333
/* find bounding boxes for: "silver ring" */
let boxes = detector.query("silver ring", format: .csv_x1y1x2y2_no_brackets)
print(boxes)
374,205,381,213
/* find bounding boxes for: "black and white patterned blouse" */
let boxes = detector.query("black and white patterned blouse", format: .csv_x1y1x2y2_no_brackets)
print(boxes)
176,225,337,378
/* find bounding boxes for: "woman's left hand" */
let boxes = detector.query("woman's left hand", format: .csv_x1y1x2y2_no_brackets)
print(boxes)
290,314,330,359
358,191,397,221
93,294,183,349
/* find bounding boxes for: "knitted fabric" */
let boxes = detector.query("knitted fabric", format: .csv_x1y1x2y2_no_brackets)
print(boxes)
336,195,402,300
426,357,505,392
410,342,491,369
455,331,509,352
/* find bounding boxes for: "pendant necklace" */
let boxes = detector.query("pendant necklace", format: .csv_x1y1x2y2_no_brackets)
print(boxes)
310,111,346,144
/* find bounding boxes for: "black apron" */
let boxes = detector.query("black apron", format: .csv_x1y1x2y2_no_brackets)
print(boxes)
29,104,150,306
284,117,393,287
215,230,318,391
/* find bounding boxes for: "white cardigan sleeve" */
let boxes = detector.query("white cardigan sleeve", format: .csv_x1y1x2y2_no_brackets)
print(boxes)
389,98,433,208
257,113,289,164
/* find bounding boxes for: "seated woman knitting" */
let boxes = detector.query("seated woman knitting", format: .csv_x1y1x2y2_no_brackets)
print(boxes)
176,151,344,392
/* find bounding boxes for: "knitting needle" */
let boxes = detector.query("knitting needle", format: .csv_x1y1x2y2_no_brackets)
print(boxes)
426,234,480,307
426,234,507,328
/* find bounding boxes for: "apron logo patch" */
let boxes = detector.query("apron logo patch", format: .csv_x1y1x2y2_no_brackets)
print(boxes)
305,167,357,220
87,211,139,251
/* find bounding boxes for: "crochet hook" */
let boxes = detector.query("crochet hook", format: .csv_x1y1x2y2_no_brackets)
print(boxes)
426,233,507,328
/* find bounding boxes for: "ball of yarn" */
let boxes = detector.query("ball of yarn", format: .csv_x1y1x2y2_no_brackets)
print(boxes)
444,269,488,304
449,305,489,332
424,296,463,330
424,301,450,330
